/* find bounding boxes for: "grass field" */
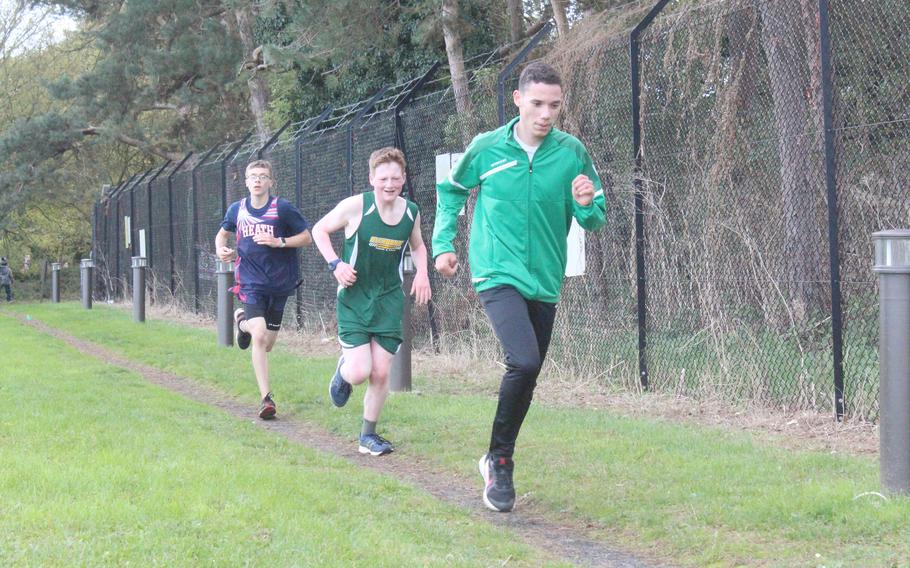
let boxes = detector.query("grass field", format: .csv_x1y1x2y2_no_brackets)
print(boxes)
0,310,562,567
3,302,910,567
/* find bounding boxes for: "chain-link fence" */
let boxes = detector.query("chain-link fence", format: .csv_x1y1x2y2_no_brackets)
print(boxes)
91,0,910,420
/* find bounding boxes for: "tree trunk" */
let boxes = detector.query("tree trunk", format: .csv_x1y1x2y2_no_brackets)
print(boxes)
551,0,570,38
442,0,475,146
759,0,826,327
507,0,523,44
234,5,271,145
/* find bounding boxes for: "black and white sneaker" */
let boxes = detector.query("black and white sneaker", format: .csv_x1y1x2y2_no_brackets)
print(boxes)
358,433,394,456
234,308,251,350
479,453,515,512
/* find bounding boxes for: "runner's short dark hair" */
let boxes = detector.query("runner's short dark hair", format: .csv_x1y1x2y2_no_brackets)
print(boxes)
518,61,562,92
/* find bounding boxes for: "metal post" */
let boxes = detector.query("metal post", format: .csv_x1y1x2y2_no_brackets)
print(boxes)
256,119,293,159
216,260,235,347
629,0,671,390
111,177,133,300
497,23,553,126
114,199,121,299
347,87,389,195
389,252,415,392
222,132,254,215
81,258,94,309
51,262,61,303
168,152,194,297
131,168,154,259
293,106,333,329
873,230,910,495
146,161,171,273
819,0,845,420
192,145,219,313
131,256,147,322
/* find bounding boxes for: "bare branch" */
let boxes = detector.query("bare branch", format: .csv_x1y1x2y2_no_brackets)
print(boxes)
82,126,184,161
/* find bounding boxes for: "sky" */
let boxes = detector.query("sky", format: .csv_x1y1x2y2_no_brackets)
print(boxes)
1,1,79,56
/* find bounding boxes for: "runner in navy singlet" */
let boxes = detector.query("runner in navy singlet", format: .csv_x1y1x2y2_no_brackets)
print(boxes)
215,159,312,419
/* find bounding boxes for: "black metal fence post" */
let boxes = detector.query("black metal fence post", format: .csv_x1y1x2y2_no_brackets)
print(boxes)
347,87,389,195
131,168,154,261
111,176,134,300
168,152,194,297
192,145,219,313
222,132,254,216
293,106,334,328
393,62,443,351
395,62,440,201
630,0,671,391
497,22,553,126
818,0,846,420
146,161,171,276
256,120,293,160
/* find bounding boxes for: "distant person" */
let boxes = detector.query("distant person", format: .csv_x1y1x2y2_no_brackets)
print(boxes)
214,159,312,419
432,62,607,512
23,254,31,272
0,257,12,302
311,147,431,456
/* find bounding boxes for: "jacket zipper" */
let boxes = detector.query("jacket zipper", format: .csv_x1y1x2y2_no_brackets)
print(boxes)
527,155,533,281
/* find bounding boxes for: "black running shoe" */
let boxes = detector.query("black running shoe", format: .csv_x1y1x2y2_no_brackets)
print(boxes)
234,308,251,350
258,392,276,420
328,356,352,407
479,453,515,512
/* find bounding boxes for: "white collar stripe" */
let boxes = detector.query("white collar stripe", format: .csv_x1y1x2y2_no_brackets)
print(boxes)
479,160,519,180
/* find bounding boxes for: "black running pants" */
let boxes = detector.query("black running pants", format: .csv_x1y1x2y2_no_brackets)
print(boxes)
478,285,557,459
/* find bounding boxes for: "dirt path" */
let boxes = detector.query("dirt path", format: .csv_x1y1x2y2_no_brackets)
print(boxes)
24,315,670,568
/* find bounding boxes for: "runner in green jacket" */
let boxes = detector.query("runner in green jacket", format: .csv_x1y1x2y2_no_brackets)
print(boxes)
433,61,606,512
312,147,431,456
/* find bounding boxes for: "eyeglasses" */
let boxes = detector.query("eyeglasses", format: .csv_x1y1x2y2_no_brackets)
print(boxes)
246,174,272,182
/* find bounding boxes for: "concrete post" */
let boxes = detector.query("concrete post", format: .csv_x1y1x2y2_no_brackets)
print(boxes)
131,256,147,322
80,258,94,309
389,252,415,392
873,229,910,495
216,260,235,347
51,263,61,303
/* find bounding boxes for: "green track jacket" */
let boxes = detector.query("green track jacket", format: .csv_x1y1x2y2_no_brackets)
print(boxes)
432,117,606,303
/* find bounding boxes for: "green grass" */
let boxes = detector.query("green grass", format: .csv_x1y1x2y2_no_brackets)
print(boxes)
0,311,563,567
5,302,910,567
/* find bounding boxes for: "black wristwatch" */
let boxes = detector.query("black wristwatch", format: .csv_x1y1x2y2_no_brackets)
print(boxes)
328,258,342,271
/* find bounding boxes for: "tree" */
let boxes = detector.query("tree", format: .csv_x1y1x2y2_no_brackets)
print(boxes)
441,0,475,144
758,0,826,326
232,3,271,144
0,4,148,264
551,0,570,38
506,0,523,44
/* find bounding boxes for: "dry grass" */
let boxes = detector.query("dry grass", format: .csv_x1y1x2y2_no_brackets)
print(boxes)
116,299,879,458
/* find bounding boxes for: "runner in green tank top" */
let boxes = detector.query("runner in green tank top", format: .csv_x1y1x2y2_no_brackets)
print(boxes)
336,190,417,347
312,147,431,456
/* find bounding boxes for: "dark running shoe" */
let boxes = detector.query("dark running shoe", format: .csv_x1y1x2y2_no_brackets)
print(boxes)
359,433,394,456
479,453,515,512
328,356,352,407
258,392,276,420
234,308,251,350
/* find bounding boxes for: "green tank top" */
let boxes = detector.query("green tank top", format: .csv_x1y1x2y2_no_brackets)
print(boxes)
337,192,419,335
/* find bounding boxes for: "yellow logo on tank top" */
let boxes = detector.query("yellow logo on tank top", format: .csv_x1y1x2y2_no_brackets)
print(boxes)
368,236,405,252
